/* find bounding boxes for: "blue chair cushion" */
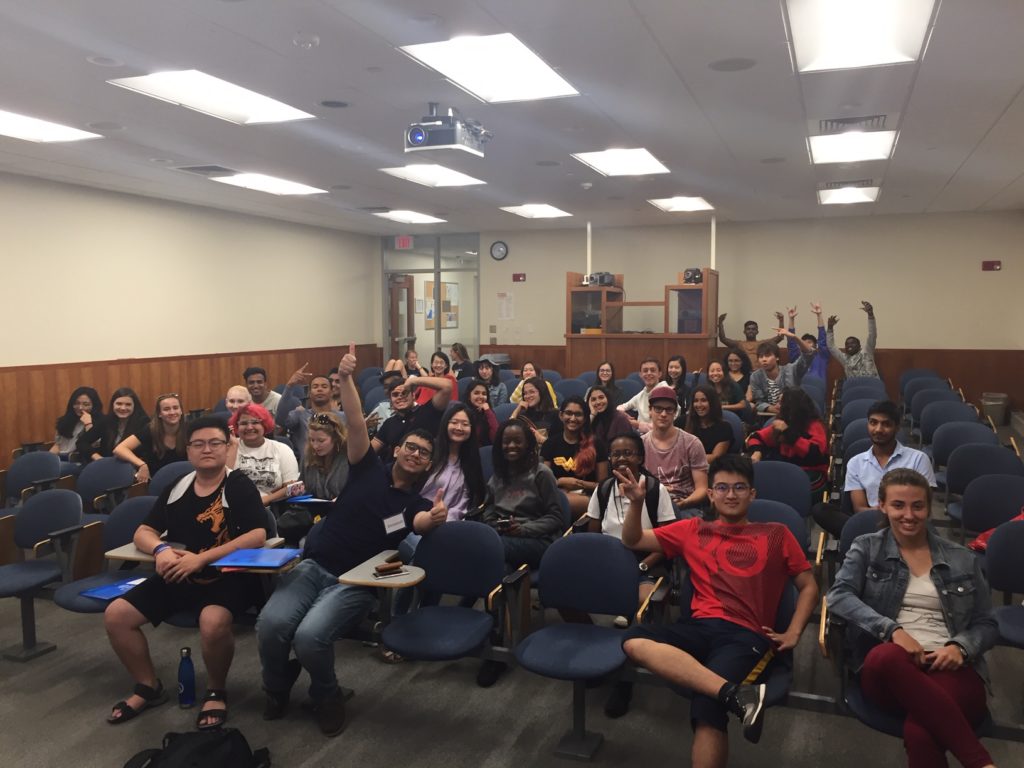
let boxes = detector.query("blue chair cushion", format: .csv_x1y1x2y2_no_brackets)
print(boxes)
382,606,494,660
54,572,131,613
514,624,626,680
0,560,63,597
995,606,1024,648
933,470,946,490
947,501,963,522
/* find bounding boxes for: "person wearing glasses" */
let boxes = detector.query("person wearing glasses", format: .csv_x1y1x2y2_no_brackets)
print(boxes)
104,415,267,730
228,403,300,508
114,393,189,483
257,343,446,737
371,367,453,457
615,454,818,765
278,364,345,463
641,386,709,516
541,396,609,517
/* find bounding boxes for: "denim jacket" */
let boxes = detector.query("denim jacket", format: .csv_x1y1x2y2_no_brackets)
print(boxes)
826,526,998,678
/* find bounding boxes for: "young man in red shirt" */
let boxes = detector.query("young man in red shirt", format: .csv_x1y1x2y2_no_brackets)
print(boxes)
617,454,818,768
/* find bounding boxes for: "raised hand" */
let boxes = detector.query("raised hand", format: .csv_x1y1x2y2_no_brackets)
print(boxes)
787,306,798,320
827,315,839,329
810,301,822,315
860,300,874,314
338,342,357,377
428,489,447,527
718,313,727,326
287,362,312,386
774,311,785,326
612,466,645,503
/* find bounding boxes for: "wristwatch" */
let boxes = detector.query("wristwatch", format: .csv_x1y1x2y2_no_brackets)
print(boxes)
947,641,969,661
638,562,649,573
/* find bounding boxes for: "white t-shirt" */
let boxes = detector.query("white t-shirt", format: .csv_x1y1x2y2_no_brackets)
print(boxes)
256,390,282,417
896,572,949,651
234,438,299,497
586,479,675,541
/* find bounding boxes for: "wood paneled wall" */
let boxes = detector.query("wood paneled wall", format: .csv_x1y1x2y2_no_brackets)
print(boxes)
0,345,382,466
481,344,1024,421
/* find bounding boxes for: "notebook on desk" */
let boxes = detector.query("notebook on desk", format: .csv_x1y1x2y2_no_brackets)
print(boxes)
80,577,149,601
212,548,302,569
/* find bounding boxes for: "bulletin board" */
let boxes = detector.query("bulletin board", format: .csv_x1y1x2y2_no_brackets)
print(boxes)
425,280,459,330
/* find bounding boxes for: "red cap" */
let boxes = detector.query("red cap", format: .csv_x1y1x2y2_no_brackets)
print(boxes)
647,385,678,405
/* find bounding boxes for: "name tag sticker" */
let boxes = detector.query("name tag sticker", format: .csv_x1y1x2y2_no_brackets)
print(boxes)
383,514,406,534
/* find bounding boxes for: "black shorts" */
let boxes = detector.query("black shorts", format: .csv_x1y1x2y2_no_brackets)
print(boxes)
120,574,261,627
624,617,775,731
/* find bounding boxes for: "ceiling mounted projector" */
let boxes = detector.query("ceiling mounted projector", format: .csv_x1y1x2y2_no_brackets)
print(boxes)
405,102,490,157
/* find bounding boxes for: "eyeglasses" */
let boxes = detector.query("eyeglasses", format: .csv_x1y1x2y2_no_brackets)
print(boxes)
650,404,676,414
562,411,585,420
187,439,228,450
609,449,640,460
712,482,752,495
401,441,433,459
237,420,263,428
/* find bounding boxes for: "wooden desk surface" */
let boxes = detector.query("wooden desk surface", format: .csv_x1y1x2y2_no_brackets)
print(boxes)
106,537,286,563
338,549,425,589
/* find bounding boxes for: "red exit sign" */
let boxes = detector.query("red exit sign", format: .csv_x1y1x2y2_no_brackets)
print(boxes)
394,235,413,249
512,273,526,282
982,260,1002,271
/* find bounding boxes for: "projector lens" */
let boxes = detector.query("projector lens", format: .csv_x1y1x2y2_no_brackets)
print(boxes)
407,126,427,146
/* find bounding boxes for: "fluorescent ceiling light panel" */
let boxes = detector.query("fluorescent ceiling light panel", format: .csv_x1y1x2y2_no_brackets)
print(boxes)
210,173,326,195
400,33,578,103
107,70,314,125
500,204,572,219
787,0,935,72
374,210,447,224
571,148,669,177
648,196,714,212
818,186,880,205
808,130,896,164
0,109,101,142
380,164,485,187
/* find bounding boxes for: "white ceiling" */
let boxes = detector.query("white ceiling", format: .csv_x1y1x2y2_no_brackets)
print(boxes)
1,0,1023,235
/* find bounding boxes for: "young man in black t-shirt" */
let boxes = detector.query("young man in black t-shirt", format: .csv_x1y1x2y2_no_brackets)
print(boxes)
370,370,452,456
258,343,446,737
104,416,267,729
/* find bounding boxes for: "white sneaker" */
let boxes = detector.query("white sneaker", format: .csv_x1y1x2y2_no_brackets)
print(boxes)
613,615,629,628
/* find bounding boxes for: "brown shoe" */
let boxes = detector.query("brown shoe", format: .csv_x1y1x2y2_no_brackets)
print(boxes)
313,688,346,737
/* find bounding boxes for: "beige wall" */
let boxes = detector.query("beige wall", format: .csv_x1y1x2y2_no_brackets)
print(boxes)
0,173,381,366
480,211,1024,349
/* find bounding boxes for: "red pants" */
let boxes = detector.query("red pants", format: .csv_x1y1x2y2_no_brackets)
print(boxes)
860,642,991,768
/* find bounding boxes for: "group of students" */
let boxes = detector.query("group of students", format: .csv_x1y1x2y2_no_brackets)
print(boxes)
42,303,1005,767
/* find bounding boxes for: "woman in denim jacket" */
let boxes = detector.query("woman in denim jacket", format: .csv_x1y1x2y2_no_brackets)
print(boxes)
827,469,999,768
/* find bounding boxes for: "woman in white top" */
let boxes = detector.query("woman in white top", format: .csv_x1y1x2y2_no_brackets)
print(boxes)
229,403,299,506
51,386,103,457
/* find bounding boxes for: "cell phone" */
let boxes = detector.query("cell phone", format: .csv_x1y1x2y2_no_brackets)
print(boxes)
372,569,408,580
496,517,513,530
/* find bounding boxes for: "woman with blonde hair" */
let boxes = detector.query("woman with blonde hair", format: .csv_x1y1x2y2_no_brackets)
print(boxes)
302,412,350,501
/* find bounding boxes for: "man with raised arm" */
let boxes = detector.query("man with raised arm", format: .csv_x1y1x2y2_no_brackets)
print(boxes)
746,330,815,415
257,343,445,737
371,367,453,455
718,312,786,368
616,455,818,768
786,302,830,380
277,362,345,462
827,300,879,378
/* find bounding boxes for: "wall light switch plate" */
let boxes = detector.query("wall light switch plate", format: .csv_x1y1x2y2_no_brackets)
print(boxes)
489,336,497,345
489,325,497,333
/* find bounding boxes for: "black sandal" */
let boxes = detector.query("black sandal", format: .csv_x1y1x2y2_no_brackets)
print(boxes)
107,680,169,725
196,689,228,731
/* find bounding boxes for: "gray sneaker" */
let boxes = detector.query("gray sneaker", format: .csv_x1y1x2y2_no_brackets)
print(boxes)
729,683,767,743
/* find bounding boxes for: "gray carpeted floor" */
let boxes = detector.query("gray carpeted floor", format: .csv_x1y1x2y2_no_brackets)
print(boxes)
1,595,1022,768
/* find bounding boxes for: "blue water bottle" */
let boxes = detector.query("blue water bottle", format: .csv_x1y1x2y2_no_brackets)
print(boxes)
178,647,196,708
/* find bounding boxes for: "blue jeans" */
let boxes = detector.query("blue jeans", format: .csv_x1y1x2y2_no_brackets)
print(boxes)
257,559,375,701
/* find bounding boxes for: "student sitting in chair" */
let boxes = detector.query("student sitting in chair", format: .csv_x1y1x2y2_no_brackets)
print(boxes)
103,415,267,730
615,455,818,768
746,330,815,416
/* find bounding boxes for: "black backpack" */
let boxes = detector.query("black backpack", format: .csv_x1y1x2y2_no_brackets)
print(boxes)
594,474,662,529
123,729,270,768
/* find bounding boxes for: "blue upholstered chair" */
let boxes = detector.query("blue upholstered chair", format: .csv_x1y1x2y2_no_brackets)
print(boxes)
74,457,137,515
146,461,193,498
986,521,1024,648
554,378,589,402
722,410,744,453
753,460,812,518
1,451,64,507
748,499,809,552
945,444,1024,537
577,371,598,387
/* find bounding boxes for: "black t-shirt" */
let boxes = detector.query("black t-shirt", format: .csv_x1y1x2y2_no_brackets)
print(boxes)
143,470,266,581
133,424,189,474
304,448,432,576
688,420,734,455
376,403,445,453
540,432,606,481
452,360,473,379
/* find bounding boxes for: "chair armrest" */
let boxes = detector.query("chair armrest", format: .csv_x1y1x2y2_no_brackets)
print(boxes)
22,475,61,502
265,537,285,548
48,523,87,539
818,596,829,658
1011,436,1021,458
502,563,530,589
814,531,827,567
635,576,666,624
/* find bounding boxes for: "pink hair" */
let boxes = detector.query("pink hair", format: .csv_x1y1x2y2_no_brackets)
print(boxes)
228,403,275,435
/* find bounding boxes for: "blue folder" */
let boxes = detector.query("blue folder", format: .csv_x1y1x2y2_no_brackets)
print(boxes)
212,548,302,569
80,577,149,601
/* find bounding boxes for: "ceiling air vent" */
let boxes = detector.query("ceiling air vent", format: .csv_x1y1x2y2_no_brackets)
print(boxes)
174,164,237,177
818,114,887,134
359,206,391,213
821,179,874,190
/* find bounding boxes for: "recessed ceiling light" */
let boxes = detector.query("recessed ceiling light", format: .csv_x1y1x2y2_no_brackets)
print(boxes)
648,196,714,212
210,173,327,195
107,70,314,125
86,121,124,132
86,55,123,68
787,0,935,72
818,186,880,205
380,164,485,187
319,100,349,109
808,130,896,163
374,210,447,224
0,109,102,143
708,57,757,72
500,204,572,219
571,148,669,177
400,33,578,103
